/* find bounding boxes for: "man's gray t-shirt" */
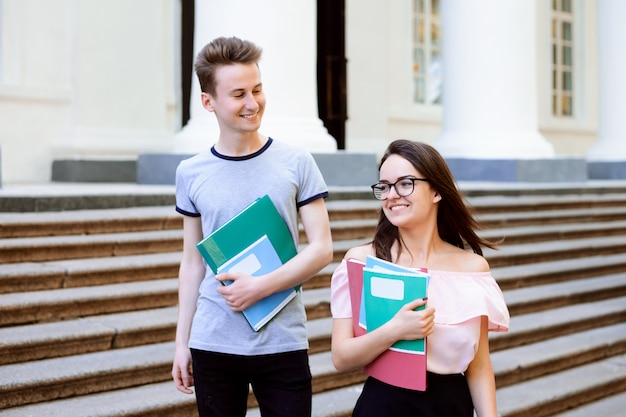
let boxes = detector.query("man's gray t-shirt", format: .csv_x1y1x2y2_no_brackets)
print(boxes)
175,138,328,355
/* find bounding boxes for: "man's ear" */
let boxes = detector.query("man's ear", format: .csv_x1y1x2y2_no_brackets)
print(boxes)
201,92,215,112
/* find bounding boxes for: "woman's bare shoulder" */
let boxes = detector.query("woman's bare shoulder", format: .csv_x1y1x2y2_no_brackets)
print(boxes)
435,244,490,273
454,248,490,273
344,243,374,262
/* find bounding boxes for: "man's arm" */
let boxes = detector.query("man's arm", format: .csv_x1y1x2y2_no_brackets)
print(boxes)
172,215,205,394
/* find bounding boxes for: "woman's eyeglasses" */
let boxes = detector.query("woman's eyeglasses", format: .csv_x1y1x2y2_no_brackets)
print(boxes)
370,177,428,200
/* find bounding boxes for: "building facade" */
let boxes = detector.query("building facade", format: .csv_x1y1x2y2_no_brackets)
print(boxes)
0,0,624,184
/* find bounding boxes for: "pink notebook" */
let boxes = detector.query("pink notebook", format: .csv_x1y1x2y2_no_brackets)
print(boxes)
346,258,427,391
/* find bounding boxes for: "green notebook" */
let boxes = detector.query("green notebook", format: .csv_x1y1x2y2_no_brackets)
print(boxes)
196,195,299,331
196,195,297,274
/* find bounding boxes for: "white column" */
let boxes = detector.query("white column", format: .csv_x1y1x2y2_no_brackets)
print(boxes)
434,0,553,158
587,0,626,161
174,0,336,153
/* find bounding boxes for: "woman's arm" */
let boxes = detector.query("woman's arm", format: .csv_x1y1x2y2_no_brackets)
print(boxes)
331,297,434,372
466,316,498,417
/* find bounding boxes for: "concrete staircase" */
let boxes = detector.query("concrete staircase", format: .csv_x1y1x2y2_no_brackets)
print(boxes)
1,183,626,417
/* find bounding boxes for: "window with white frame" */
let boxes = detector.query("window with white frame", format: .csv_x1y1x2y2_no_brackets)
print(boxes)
551,0,574,117
411,0,442,105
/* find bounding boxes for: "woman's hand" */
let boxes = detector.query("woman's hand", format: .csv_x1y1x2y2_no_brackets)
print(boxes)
388,298,435,341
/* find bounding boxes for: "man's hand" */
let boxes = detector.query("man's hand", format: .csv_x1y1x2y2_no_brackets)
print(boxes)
215,272,265,311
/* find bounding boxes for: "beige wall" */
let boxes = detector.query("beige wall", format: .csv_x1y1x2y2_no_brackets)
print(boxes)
0,0,178,183
0,0,603,184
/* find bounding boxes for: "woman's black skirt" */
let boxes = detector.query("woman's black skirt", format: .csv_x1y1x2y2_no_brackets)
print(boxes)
352,372,473,417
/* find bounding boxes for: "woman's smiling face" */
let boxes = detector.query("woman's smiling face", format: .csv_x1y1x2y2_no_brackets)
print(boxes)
378,154,438,228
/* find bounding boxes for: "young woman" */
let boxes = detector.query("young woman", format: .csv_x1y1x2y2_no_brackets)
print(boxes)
330,139,510,417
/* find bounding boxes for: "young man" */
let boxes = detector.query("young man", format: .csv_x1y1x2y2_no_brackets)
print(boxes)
171,36,334,417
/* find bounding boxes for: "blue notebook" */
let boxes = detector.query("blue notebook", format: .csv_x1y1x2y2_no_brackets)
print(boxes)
196,195,298,332
217,234,297,332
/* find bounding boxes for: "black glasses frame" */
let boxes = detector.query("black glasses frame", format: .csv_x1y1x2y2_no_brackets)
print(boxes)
370,177,429,200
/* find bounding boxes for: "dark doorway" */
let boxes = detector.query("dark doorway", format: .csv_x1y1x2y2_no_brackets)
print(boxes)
317,0,348,149
181,0,194,127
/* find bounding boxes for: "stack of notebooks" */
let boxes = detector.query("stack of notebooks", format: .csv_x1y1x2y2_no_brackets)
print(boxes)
196,195,298,332
346,256,430,391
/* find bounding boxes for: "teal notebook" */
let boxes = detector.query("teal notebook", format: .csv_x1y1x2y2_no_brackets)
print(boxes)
362,267,429,354
196,195,298,331
359,255,430,330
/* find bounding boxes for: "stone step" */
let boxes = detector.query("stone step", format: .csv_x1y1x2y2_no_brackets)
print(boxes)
0,206,180,238
466,192,626,214
334,234,626,267
460,183,626,199
3,242,624,299
0,252,335,295
492,252,626,291
2,183,626,416
2,255,621,331
0,247,626,334
489,296,626,351
5,317,624,414
0,342,176,410
0,381,197,417
0,230,184,263
247,323,626,417
5,195,626,241
0,280,336,328
0,310,333,368
8,364,626,417
5,213,626,265
0,183,177,213
4,218,626,266
324,199,380,221
476,204,626,226
3,181,626,213
331,216,626,248
481,219,626,245
492,322,626,387
3,300,625,416
0,341,361,411
0,307,178,366
503,273,626,316
496,352,626,417
551,391,626,417
483,234,626,268
0,220,370,264
2,280,623,380
0,252,182,294
0,279,180,327
0,203,378,239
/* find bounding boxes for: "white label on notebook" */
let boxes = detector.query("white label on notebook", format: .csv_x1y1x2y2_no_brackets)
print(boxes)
228,253,262,275
370,277,405,300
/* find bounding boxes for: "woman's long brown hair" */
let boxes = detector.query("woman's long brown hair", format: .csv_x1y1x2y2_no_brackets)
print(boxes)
372,140,498,262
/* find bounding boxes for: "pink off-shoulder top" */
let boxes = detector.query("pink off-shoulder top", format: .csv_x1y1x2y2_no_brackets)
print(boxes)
330,259,510,374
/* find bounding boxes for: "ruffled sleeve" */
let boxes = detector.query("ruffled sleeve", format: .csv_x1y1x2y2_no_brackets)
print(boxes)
427,270,510,332
330,259,352,318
